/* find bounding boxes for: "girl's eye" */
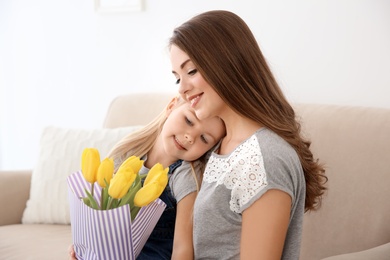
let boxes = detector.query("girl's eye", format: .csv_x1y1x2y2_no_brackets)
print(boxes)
185,117,193,126
201,135,208,144
175,78,180,85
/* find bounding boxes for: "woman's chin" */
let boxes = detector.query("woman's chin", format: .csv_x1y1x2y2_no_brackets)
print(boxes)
194,110,208,121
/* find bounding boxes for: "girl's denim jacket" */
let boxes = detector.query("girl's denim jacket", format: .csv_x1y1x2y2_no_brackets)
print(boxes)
137,159,183,260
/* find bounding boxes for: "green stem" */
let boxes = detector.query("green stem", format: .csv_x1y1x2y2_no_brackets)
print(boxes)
91,182,95,197
100,188,104,210
106,197,113,210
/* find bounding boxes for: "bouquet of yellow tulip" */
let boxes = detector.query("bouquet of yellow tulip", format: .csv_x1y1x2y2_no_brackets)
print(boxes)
67,148,169,260
80,148,168,220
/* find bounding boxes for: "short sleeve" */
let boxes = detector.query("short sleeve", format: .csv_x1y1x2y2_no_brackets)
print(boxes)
169,160,201,203
223,136,269,213
232,133,299,213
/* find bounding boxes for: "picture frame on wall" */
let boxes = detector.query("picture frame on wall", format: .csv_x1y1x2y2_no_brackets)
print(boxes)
95,0,143,13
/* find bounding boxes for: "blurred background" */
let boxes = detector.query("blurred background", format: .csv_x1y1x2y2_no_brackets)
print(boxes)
1,0,389,170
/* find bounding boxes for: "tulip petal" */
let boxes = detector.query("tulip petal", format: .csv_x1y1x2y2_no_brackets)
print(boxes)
97,158,114,188
144,163,168,186
134,180,165,207
118,174,142,207
119,156,144,174
81,148,100,184
108,167,137,199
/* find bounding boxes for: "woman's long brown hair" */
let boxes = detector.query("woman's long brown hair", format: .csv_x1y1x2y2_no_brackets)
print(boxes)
169,10,327,211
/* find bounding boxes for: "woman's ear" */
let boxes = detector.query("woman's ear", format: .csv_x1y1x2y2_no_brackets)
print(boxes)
166,96,179,116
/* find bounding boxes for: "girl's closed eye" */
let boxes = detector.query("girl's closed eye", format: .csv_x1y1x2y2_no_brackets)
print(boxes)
184,116,208,143
185,116,193,126
200,135,208,144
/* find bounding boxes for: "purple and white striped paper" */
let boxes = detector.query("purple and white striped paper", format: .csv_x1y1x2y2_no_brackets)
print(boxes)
67,171,166,260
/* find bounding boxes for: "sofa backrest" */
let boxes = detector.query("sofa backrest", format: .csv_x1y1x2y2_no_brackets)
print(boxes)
294,103,390,259
103,93,390,259
103,92,175,128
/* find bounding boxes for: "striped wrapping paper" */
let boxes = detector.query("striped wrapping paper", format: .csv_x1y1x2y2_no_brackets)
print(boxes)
67,171,166,260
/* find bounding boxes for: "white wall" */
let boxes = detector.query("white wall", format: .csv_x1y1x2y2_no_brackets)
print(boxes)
1,0,389,170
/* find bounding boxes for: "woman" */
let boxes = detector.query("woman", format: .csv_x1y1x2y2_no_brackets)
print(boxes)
169,10,327,259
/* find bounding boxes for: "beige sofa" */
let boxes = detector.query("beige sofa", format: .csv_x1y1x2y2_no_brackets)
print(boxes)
1,92,389,260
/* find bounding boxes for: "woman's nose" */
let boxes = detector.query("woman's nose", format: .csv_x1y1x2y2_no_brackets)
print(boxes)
184,133,194,144
178,79,190,97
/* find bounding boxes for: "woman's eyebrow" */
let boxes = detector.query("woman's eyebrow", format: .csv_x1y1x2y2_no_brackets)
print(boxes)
171,59,191,74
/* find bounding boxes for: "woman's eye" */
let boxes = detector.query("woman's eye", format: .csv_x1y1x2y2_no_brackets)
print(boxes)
201,135,208,144
188,69,197,75
185,117,193,126
175,78,180,85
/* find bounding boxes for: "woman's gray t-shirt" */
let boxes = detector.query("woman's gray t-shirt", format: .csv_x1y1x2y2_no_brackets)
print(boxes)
193,128,305,260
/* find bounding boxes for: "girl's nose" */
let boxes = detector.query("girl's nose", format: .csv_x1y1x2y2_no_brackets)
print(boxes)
184,133,194,144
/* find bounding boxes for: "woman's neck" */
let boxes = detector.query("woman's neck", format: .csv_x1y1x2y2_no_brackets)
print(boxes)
218,113,262,155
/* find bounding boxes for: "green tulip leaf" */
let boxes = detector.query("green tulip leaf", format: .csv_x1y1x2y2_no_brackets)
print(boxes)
139,173,148,180
131,205,141,221
101,180,110,210
111,198,119,208
82,197,91,207
85,188,99,210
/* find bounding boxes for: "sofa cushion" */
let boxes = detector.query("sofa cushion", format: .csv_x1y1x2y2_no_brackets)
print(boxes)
322,242,390,260
22,125,141,225
0,224,71,260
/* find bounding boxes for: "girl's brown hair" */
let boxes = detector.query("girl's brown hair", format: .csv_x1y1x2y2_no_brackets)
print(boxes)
169,10,327,211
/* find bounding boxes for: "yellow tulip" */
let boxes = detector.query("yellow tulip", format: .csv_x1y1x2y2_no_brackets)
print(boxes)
120,155,144,174
81,148,100,184
108,167,137,200
143,163,169,186
97,158,114,188
134,163,169,207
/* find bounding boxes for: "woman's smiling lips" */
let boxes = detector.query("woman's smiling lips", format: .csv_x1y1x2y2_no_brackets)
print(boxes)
173,136,186,150
188,93,202,108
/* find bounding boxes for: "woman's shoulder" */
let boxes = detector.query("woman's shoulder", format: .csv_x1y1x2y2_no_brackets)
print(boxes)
225,128,301,173
254,128,297,156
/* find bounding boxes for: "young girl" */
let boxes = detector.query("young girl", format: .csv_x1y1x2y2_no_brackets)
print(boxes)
169,10,328,259
69,96,225,260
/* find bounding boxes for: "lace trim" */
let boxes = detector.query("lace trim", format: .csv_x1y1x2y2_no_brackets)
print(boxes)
203,135,268,213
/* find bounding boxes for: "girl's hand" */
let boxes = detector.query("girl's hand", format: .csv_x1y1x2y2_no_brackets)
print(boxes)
68,244,77,260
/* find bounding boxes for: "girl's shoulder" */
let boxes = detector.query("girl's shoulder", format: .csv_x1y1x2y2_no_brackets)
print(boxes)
169,160,201,202
172,160,202,178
